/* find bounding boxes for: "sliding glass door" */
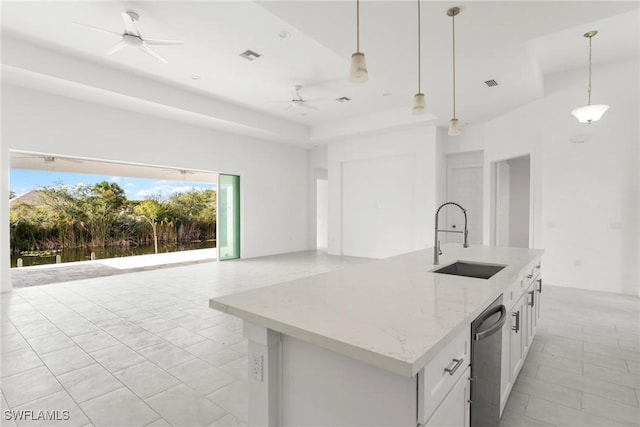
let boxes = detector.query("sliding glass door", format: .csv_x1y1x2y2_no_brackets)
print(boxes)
218,174,240,260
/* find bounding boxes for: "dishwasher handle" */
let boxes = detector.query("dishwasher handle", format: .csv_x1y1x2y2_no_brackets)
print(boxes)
474,305,507,341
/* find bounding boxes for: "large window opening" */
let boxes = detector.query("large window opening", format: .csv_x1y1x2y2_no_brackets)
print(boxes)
9,151,217,268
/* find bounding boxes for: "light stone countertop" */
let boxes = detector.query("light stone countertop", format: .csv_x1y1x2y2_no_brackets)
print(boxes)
209,244,543,377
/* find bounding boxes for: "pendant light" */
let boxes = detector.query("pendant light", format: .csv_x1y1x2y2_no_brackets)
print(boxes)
349,0,368,83
447,7,461,136
571,31,609,124
412,0,425,114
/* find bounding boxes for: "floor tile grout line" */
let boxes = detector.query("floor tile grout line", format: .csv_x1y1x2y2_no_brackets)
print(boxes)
3,317,95,424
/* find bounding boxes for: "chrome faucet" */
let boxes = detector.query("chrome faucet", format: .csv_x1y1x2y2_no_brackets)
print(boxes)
434,202,469,265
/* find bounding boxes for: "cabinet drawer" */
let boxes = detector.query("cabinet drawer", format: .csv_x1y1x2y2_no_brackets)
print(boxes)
418,326,470,424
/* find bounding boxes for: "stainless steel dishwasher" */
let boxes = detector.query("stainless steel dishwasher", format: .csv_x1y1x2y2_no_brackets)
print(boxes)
470,295,508,427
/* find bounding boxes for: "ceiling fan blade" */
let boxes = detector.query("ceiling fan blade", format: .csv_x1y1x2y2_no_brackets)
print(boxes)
268,100,296,103
121,11,140,36
301,97,326,103
106,40,127,56
297,103,318,110
73,22,121,37
144,37,184,45
140,43,168,63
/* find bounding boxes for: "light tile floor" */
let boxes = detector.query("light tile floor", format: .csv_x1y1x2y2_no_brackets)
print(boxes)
1,251,638,427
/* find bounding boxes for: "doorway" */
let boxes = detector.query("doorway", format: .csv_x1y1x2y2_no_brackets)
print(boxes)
492,155,531,248
445,152,483,245
316,179,328,251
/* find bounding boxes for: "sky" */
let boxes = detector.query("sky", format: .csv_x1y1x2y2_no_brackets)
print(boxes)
10,169,216,201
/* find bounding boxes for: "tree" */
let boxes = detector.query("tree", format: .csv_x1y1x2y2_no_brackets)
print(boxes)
134,199,165,254
85,182,128,246
9,190,15,199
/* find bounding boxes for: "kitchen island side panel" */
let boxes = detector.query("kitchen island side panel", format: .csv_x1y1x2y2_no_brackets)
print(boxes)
280,334,417,426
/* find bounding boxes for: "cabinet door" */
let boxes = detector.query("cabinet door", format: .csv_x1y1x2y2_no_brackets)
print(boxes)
499,319,511,415
425,366,471,427
526,284,537,350
510,297,524,381
535,277,542,323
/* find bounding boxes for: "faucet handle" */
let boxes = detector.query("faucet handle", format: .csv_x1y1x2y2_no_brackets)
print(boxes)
437,240,443,255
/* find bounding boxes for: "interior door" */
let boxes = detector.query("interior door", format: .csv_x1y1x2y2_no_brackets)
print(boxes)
218,174,240,260
446,166,483,245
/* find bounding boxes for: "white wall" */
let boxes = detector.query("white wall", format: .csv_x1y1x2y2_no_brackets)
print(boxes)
1,84,310,292
445,58,639,295
327,125,438,258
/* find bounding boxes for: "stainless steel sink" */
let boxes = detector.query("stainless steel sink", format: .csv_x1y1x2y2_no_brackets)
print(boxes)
433,261,506,279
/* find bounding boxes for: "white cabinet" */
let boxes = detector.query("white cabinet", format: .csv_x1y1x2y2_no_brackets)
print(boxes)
418,327,469,424
424,366,471,427
499,258,542,416
509,294,525,381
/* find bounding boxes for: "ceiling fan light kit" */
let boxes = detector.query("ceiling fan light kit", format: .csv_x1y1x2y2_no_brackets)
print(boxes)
571,30,609,124
349,0,368,83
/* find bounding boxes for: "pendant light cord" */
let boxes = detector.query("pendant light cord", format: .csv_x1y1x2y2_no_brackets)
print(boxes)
356,0,360,52
587,35,592,106
452,11,457,118
417,0,421,93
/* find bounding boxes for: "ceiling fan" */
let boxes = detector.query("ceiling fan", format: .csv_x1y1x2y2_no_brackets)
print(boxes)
271,85,323,111
74,11,184,64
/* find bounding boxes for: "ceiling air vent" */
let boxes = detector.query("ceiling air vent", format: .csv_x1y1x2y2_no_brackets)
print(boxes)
484,79,499,87
239,50,261,61
336,96,351,103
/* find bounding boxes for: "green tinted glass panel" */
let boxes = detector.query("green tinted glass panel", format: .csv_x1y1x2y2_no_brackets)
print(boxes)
218,174,240,260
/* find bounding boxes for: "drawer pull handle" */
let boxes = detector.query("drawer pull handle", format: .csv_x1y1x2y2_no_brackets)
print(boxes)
526,274,533,279
512,311,520,333
444,358,464,376
537,278,542,293
529,290,535,307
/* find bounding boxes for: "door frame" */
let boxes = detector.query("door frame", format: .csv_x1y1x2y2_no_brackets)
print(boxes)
489,154,534,248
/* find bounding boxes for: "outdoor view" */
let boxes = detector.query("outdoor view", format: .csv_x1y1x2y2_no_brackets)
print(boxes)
9,170,216,267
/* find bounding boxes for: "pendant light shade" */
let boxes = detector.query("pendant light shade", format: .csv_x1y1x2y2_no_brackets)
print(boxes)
412,93,426,114
571,104,609,124
572,31,609,124
448,118,461,136
412,0,426,114
350,52,368,83
447,7,461,136
349,0,368,83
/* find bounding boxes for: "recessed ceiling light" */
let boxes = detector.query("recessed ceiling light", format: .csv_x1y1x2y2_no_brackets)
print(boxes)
336,96,351,103
278,30,291,38
191,75,201,80
382,92,392,97
240,50,261,61
484,79,499,87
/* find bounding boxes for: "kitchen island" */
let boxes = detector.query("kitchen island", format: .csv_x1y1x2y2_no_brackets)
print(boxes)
210,245,543,426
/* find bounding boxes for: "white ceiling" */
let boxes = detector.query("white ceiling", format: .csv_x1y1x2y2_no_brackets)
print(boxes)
1,1,639,141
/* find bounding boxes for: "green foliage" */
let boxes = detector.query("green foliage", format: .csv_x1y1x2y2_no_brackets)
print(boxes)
9,183,216,253
9,190,16,199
